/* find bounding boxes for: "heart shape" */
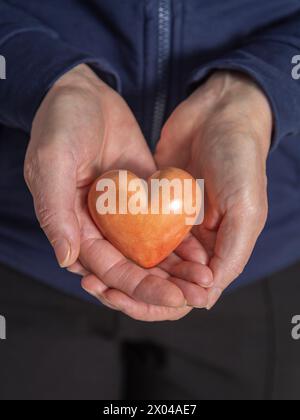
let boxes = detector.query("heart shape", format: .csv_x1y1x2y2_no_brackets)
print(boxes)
88,168,201,268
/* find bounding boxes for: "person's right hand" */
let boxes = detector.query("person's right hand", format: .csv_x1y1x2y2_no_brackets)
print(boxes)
24,64,212,321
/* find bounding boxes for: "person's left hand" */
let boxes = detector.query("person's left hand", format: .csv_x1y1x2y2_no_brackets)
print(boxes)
25,64,213,322
155,71,273,309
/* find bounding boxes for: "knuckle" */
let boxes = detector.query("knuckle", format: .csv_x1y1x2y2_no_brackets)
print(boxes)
24,147,50,188
214,254,245,284
112,260,138,292
102,258,143,297
238,194,268,227
35,146,60,166
247,201,268,230
231,263,245,278
23,155,36,188
37,207,58,231
82,237,98,254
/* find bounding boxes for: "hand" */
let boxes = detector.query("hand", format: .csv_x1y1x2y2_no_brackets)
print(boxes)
155,71,273,309
24,64,211,321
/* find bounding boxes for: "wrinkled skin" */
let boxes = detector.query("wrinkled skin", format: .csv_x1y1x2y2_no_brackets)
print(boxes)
155,71,272,309
24,64,213,322
25,66,272,320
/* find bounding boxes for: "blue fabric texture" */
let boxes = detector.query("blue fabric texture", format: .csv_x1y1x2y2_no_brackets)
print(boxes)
0,0,300,301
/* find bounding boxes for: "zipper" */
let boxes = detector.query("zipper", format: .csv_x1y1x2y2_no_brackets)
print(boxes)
150,0,172,150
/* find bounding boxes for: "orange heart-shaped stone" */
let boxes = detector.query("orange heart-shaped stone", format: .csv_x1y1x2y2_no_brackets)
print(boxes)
88,168,201,268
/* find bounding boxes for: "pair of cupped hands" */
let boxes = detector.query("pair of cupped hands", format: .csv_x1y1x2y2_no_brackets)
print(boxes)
24,64,272,321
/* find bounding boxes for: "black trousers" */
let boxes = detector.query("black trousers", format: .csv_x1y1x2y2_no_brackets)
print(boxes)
0,262,300,400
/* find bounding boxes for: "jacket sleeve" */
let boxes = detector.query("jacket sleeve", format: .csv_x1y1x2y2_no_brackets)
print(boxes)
0,1,120,132
190,12,300,149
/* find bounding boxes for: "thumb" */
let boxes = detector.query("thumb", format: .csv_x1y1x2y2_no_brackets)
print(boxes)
24,150,80,268
207,206,267,309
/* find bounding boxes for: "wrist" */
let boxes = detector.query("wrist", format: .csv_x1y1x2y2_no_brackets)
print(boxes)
205,70,273,157
52,63,105,97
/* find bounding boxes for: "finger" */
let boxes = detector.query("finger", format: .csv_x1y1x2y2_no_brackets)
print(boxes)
148,266,169,279
175,233,209,265
24,152,80,267
160,254,210,306
81,275,119,310
104,289,192,321
169,262,213,288
207,208,266,310
149,262,209,307
160,253,213,288
67,261,90,276
80,238,186,308
169,277,208,308
81,275,192,321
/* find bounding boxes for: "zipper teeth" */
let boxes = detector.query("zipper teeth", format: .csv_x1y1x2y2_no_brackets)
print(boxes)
150,0,171,149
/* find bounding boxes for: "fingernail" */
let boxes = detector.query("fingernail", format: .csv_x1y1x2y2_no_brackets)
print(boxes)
67,263,88,276
206,288,223,310
54,238,71,268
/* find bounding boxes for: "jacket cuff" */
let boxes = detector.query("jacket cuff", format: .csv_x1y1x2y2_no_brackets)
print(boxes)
0,29,120,132
188,50,300,150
